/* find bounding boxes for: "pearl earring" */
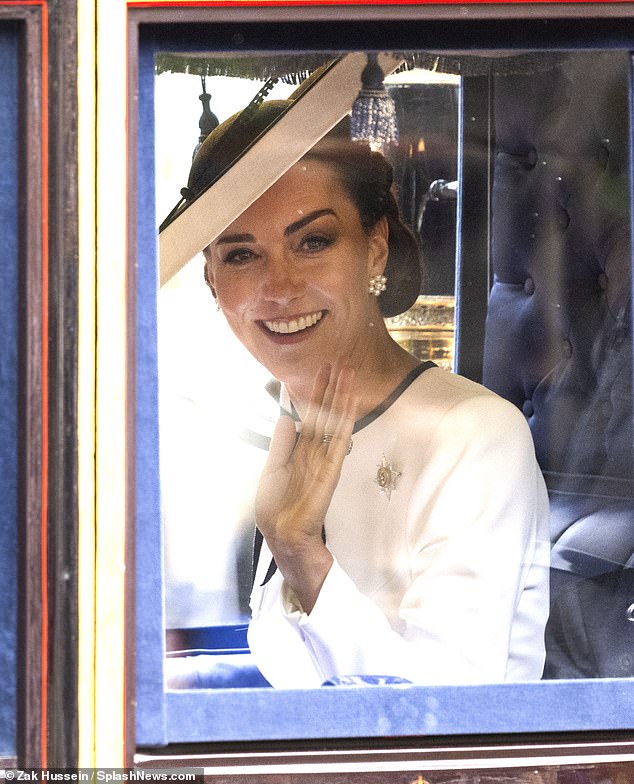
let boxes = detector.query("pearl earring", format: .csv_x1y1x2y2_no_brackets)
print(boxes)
368,274,387,296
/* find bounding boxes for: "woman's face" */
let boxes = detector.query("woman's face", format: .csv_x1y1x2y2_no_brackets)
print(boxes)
205,159,388,385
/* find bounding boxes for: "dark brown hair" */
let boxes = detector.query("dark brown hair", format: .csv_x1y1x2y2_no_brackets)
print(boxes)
303,118,422,316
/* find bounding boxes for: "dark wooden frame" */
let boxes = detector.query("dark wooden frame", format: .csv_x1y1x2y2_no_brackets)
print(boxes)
0,1,47,771
45,0,79,768
0,0,79,770
128,1,634,774
11,3,45,770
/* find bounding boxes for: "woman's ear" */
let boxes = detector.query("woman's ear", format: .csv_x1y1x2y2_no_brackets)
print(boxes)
367,216,389,277
202,249,217,299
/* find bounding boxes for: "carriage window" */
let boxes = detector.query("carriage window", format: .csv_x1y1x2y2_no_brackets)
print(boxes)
136,37,634,746
155,58,461,686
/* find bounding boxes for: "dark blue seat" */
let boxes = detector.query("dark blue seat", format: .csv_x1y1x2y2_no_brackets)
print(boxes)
165,625,271,689
480,51,633,678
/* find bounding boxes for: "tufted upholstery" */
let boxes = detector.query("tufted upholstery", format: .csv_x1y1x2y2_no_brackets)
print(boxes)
482,52,633,590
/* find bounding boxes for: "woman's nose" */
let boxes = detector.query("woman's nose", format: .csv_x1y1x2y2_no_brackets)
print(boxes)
260,255,305,303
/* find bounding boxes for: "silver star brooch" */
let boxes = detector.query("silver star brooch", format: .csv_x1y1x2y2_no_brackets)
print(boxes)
375,454,401,500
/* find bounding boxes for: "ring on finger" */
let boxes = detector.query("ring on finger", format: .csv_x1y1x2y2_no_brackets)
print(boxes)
321,434,354,456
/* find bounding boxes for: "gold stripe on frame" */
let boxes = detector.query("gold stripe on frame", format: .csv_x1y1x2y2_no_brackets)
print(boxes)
94,0,128,766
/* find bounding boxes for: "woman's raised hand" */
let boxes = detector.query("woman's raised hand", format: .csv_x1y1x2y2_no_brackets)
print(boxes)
255,363,357,612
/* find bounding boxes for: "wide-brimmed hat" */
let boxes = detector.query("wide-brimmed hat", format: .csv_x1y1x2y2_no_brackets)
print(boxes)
161,60,422,316
185,100,289,203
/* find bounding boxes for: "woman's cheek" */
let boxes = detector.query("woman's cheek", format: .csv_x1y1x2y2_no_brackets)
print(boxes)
230,282,261,321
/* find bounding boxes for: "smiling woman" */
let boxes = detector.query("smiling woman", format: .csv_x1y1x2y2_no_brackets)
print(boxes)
160,80,551,690
203,157,412,406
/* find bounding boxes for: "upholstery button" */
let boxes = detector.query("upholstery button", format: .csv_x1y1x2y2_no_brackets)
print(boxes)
613,325,625,349
524,277,535,295
525,148,538,169
627,603,634,623
620,654,634,671
561,340,573,359
557,208,570,230
598,273,608,291
522,400,534,418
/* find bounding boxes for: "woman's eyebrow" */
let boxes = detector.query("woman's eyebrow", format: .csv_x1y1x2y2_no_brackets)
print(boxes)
215,232,256,245
284,209,336,237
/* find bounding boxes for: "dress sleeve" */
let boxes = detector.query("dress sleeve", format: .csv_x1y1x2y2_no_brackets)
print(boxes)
249,394,550,687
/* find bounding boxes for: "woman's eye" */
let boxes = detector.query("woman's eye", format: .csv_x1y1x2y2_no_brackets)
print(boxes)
223,248,257,265
300,235,332,253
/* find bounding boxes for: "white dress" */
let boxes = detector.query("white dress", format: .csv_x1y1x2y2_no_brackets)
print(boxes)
248,364,551,689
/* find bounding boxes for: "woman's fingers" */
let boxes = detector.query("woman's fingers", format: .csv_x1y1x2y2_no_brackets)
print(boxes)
266,363,356,478
300,363,356,456
265,414,298,472
300,363,331,441
321,366,356,459
256,365,357,560
314,363,348,434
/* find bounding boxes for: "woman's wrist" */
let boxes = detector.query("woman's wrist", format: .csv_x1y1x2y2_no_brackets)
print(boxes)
273,541,333,614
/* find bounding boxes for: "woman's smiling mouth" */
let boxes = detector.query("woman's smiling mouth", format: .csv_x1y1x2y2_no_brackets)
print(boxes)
262,310,324,335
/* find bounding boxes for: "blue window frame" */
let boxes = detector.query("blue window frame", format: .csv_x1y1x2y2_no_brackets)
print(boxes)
0,20,21,760
134,10,634,748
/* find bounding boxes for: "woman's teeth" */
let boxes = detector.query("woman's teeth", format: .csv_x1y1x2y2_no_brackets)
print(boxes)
264,311,323,334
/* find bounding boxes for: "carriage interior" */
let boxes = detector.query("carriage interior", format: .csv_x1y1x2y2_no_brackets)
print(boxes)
158,49,634,690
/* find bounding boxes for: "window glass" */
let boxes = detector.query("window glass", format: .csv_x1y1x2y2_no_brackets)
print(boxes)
156,49,634,687
139,42,634,744
156,58,463,688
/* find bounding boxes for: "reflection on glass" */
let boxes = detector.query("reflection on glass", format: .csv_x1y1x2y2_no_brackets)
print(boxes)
156,50,632,691
479,50,633,683
386,295,456,369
